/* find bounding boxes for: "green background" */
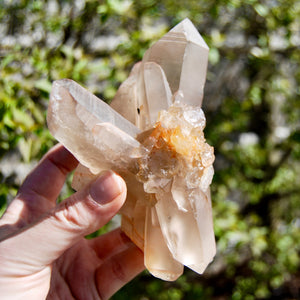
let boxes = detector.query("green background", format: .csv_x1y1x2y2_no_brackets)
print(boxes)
0,0,299,299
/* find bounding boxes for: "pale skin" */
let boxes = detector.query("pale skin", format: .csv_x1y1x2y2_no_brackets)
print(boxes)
0,144,145,300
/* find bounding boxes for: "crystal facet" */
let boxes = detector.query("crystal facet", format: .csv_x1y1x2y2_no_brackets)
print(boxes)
47,18,216,281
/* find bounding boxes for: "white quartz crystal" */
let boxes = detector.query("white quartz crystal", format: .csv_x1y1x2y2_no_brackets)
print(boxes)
47,18,216,281
110,18,209,130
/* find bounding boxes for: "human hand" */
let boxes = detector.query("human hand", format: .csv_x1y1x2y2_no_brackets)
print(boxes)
0,144,144,300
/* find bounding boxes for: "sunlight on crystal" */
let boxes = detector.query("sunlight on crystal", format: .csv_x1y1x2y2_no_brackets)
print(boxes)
47,18,216,281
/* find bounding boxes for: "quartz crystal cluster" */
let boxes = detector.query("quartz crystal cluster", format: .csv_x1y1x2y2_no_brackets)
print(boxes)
47,18,216,281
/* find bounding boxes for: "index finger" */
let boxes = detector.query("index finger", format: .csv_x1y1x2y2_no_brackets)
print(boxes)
1,144,78,226
20,143,78,203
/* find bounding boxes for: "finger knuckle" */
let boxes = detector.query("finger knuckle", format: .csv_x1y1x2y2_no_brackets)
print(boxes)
53,197,91,231
111,258,127,282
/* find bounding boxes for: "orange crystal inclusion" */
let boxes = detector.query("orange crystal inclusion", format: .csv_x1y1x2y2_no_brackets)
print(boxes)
147,122,206,163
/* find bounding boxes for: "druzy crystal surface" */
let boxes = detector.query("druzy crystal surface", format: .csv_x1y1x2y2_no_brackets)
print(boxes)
47,18,216,281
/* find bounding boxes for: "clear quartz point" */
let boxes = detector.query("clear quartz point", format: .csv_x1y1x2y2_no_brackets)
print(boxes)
110,18,209,130
145,206,184,280
47,18,216,281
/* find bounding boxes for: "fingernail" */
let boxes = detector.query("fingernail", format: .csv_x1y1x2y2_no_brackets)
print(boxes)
90,171,124,205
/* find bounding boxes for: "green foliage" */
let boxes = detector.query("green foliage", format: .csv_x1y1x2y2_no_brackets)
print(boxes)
0,0,299,299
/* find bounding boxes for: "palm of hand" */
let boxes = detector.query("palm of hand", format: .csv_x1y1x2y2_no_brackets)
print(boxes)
48,229,138,300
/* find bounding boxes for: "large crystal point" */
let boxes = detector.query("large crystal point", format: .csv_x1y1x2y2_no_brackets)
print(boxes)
110,18,209,130
47,79,141,174
47,18,216,281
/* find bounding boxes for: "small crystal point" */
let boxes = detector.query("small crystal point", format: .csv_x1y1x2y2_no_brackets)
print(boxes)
145,206,184,281
144,62,173,124
110,62,141,126
189,188,216,273
170,18,209,48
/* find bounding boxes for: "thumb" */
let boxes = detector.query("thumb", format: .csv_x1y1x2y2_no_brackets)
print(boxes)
1,170,127,270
